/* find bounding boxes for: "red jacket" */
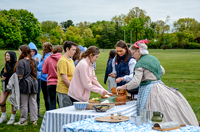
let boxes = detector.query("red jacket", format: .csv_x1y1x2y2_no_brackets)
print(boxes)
42,53,62,86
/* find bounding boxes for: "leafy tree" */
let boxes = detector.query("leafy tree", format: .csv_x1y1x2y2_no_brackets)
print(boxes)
1,9,42,47
76,21,91,36
56,25,66,44
114,21,124,42
82,28,94,38
84,37,97,47
38,34,49,44
40,20,58,33
60,20,74,32
49,29,61,45
90,21,119,48
0,12,22,49
66,25,84,45
154,16,170,48
173,18,200,38
66,25,80,36
111,14,126,26
124,7,149,24
123,17,154,43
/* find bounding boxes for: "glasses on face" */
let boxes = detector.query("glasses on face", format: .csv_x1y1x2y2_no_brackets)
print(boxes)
131,50,137,55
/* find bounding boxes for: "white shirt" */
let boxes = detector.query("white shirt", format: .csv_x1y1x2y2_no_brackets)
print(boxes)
112,56,136,82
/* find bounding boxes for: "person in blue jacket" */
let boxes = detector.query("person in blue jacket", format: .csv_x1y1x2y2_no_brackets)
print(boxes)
28,42,43,118
38,42,53,111
104,49,117,92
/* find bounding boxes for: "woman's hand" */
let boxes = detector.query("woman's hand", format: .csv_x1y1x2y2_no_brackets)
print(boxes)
1,76,6,81
116,85,126,91
115,77,124,83
103,90,110,95
109,72,116,78
36,57,39,63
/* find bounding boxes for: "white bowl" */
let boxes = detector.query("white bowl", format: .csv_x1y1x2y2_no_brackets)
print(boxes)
73,102,88,111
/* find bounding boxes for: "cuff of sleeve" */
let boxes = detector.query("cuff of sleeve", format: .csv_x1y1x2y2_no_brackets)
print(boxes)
100,89,105,95
123,76,127,82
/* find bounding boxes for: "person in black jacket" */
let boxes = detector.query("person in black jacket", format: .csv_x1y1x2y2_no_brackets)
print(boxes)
104,50,117,92
0,51,17,125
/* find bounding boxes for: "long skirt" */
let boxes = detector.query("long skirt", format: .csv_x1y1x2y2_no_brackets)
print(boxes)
137,81,198,126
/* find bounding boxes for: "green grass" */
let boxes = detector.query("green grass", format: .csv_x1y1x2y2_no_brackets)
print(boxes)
0,49,200,131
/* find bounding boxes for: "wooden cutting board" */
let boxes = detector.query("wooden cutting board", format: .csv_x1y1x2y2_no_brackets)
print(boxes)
152,124,186,131
95,116,130,123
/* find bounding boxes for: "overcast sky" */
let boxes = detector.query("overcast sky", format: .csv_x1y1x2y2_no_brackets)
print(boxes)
1,0,199,27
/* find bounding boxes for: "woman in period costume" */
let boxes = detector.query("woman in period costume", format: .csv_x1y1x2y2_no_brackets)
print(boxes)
117,39,198,126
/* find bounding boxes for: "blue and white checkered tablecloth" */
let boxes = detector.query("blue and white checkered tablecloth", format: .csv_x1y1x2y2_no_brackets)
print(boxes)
40,101,137,132
61,118,200,132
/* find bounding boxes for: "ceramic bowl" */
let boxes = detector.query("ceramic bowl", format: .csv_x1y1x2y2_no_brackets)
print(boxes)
93,105,110,112
73,102,88,111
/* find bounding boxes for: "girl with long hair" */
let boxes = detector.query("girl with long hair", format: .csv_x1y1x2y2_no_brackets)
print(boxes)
104,49,117,92
14,45,38,125
42,46,62,110
72,46,81,66
0,51,17,124
38,42,53,111
109,40,137,86
68,46,109,102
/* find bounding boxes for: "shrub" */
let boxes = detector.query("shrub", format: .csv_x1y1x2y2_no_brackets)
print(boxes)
148,39,158,49
186,43,200,49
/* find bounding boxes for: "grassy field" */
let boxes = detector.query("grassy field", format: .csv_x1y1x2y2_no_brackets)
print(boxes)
0,49,200,132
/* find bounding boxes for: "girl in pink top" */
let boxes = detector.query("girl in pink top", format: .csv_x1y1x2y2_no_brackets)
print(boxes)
68,46,109,102
42,46,63,110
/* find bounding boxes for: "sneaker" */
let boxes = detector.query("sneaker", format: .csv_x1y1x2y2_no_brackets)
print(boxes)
0,116,7,124
7,118,15,125
31,121,37,125
14,120,28,125
38,113,43,118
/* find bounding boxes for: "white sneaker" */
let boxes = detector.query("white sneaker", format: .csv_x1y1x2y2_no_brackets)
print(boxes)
7,118,15,125
0,116,7,124
14,120,28,125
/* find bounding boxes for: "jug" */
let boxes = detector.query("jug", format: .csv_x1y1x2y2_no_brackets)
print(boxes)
151,111,164,122
140,109,150,123
130,116,143,125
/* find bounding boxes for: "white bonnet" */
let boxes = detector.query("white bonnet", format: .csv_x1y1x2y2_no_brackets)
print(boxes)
133,39,149,55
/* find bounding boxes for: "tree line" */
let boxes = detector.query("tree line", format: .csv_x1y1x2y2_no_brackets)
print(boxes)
0,7,200,49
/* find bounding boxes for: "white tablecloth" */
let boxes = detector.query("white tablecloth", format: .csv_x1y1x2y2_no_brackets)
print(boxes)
61,118,200,132
40,101,137,132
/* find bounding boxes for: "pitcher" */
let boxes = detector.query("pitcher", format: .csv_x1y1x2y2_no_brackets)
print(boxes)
151,111,164,122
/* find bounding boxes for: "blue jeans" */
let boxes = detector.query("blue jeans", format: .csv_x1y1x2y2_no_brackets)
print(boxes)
37,79,41,113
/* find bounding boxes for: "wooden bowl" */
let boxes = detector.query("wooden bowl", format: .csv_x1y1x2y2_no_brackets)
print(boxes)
115,95,126,102
111,87,126,94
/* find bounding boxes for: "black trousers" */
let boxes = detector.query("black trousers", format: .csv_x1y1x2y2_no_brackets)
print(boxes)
47,85,57,110
41,80,49,111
